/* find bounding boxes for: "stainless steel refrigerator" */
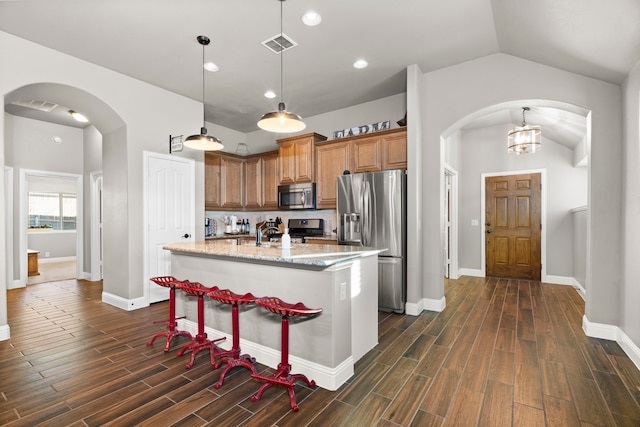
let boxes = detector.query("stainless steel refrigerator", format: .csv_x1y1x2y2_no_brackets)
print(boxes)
337,170,406,313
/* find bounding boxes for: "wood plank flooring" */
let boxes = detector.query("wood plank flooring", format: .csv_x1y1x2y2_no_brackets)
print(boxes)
1,276,640,426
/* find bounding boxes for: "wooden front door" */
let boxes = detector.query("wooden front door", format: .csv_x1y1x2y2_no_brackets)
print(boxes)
485,173,541,280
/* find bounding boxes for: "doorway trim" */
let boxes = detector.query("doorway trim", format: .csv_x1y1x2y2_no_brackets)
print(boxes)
90,171,103,281
444,164,458,279
480,168,547,280
19,168,84,286
4,167,16,290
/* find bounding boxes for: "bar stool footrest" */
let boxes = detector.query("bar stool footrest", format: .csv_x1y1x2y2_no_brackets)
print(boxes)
177,336,226,369
146,330,193,352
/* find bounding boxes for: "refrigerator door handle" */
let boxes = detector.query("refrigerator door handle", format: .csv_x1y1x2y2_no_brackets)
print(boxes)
363,181,372,245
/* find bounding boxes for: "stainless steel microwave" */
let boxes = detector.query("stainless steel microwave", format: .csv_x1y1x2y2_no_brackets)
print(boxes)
278,183,316,210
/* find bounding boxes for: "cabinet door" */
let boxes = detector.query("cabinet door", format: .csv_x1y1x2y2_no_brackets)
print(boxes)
204,153,221,210
278,141,296,184
316,141,350,209
294,139,314,183
220,156,244,209
262,152,279,209
244,157,263,209
381,130,407,170
352,136,381,173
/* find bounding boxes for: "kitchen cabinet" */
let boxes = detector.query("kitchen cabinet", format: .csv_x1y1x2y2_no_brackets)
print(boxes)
220,156,244,209
205,154,221,210
205,150,279,212
381,129,408,170
277,132,327,184
352,135,381,173
316,141,351,209
244,156,262,209
261,151,279,209
315,127,407,209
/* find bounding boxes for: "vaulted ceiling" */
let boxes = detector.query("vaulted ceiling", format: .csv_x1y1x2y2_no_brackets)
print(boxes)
2,0,639,148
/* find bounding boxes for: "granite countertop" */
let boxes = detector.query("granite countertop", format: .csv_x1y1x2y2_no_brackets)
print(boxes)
164,240,384,268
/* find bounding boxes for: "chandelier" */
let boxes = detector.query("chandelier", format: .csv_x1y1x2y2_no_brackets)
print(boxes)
507,107,541,154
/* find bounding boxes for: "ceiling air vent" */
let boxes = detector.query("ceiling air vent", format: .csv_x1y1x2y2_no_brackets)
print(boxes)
11,100,58,112
261,33,297,54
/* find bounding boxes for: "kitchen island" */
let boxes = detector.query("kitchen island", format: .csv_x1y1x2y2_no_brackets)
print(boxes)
163,240,383,390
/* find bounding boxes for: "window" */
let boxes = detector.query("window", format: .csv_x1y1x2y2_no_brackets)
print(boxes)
28,192,77,230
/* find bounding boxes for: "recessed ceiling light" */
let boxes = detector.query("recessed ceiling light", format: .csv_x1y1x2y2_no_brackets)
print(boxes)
264,90,277,99
69,110,88,123
302,11,321,26
353,59,368,69
204,62,219,72
52,136,63,144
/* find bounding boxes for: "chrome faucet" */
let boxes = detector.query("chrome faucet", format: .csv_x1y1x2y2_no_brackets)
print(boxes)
256,226,281,247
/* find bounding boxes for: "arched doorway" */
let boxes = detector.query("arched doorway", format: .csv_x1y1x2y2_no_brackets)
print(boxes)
441,100,590,290
3,83,124,295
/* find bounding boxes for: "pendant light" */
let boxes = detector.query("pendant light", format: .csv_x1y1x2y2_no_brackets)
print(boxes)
257,0,306,133
507,107,541,154
184,35,224,151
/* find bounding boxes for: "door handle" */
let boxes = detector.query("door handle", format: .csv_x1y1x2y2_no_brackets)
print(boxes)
182,233,191,238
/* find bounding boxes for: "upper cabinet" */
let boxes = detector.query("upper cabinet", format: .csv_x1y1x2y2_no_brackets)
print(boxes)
205,154,221,210
205,128,406,212
381,129,408,170
315,128,407,209
316,141,351,208
205,150,279,212
261,151,279,209
277,132,327,184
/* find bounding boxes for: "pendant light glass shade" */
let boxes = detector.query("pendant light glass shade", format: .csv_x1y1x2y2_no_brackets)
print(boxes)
507,107,541,154
258,0,306,133
185,35,224,151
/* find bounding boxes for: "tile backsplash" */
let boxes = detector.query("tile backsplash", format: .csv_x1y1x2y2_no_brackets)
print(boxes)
205,209,337,237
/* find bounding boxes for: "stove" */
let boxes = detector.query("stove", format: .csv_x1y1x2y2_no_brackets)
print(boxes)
287,218,325,237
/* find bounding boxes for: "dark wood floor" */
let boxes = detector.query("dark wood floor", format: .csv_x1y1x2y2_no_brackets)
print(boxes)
1,276,640,426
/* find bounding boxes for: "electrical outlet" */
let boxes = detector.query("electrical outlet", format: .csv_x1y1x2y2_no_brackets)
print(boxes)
340,282,347,301
45,252,50,257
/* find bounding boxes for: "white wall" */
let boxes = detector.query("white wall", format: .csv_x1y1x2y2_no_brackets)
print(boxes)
457,123,587,277
621,59,640,348
419,53,622,328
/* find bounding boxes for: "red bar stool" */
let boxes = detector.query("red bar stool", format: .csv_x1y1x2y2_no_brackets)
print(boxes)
175,280,225,369
250,297,322,412
146,276,193,352
206,289,258,388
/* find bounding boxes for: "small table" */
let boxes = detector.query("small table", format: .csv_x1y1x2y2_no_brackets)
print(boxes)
28,249,40,276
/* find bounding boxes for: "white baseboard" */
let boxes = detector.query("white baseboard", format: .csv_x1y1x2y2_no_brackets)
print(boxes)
7,279,23,290
101,292,148,311
177,319,354,391
39,256,76,264
544,274,574,285
544,275,586,300
583,315,640,371
405,296,446,316
0,324,10,341
457,268,483,278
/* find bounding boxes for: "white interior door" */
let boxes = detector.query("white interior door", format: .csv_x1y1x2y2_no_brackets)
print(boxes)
146,153,195,304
